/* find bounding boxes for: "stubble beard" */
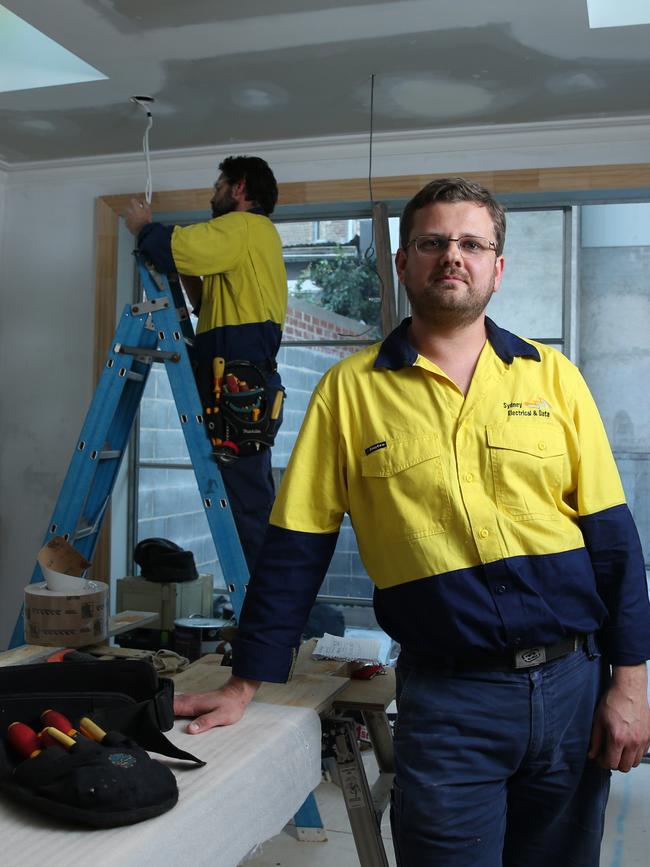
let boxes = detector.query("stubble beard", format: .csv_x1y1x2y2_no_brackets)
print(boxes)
211,192,237,218
407,268,496,328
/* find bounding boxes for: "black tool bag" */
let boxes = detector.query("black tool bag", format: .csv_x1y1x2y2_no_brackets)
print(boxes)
0,659,204,827
204,359,285,463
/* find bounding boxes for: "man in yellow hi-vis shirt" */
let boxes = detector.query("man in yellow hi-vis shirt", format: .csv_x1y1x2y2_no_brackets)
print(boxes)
126,156,287,573
173,177,650,867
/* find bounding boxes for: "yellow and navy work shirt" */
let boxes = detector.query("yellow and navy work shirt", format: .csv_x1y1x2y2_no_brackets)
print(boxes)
232,317,650,682
138,210,287,401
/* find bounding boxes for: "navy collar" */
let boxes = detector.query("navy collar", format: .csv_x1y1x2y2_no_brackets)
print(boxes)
484,317,541,364
374,317,540,370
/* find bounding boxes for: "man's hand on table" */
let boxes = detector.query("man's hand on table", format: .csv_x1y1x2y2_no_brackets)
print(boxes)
174,675,261,733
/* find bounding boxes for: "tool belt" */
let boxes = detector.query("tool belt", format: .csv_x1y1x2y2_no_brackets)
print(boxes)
204,358,284,464
0,658,203,827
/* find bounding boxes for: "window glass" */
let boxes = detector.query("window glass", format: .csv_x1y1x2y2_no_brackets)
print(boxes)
486,210,565,339
579,203,650,564
277,218,382,339
137,367,222,589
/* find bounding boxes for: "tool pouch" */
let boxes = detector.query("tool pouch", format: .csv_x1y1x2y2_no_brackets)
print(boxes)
0,659,204,827
204,359,284,463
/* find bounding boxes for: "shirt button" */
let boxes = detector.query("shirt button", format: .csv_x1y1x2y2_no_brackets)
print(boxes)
538,441,547,451
465,472,474,482
495,584,507,594
479,528,489,539
513,637,522,646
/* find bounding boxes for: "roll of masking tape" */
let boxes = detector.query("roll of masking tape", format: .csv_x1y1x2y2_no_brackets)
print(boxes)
24,581,108,647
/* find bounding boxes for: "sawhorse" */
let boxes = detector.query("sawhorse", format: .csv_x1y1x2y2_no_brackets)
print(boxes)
291,642,396,865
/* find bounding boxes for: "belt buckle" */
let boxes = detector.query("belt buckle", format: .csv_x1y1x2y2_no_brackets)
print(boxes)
514,646,547,669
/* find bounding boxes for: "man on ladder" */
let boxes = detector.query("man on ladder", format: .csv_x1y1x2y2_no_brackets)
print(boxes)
125,156,288,575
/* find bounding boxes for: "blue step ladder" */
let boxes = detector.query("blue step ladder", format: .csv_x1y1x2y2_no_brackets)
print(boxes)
10,252,325,837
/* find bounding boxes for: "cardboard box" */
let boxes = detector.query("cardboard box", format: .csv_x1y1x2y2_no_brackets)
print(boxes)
116,573,213,631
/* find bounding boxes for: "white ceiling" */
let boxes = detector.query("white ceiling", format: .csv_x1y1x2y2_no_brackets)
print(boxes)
1,0,650,165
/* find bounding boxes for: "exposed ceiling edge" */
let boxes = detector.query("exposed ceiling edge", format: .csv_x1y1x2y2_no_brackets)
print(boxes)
3,113,650,174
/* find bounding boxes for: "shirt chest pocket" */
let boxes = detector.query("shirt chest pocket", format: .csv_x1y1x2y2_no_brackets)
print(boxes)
358,434,451,540
486,423,566,521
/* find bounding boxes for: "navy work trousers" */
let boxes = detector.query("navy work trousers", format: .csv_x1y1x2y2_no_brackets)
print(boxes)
220,447,274,574
391,646,611,866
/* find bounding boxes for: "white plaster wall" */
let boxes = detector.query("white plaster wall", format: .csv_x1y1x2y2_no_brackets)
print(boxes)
1,119,650,648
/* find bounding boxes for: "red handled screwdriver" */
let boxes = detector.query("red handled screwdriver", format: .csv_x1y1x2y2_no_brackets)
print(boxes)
40,709,79,739
6,722,43,759
41,727,76,750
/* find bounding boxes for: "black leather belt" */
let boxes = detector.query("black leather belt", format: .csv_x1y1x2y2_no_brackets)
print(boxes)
404,635,587,674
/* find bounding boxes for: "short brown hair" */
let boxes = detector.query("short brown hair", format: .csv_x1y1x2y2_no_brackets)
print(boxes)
399,177,506,255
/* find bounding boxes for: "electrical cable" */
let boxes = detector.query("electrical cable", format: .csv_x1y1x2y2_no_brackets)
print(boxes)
130,96,155,205
365,73,377,262
332,73,383,340
142,110,153,205
359,72,386,335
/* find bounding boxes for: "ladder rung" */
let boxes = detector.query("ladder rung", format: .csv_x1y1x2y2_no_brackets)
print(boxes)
115,343,180,363
73,526,95,540
127,371,145,382
98,450,121,460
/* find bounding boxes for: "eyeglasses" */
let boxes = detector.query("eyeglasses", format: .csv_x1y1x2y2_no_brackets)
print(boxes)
406,234,497,257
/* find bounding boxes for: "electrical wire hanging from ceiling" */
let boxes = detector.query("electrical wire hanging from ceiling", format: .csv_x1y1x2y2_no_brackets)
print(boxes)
364,73,377,263
130,96,155,205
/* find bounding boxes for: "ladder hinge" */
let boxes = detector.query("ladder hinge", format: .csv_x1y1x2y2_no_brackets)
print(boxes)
131,299,170,316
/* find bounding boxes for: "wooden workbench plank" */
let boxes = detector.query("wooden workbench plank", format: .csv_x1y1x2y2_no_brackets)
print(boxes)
333,667,397,713
0,644,52,667
172,653,351,715
0,611,158,667
108,610,159,635
293,640,397,711
293,637,352,677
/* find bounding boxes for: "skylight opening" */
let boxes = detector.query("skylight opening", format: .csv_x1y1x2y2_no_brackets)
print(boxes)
586,0,650,28
0,4,107,94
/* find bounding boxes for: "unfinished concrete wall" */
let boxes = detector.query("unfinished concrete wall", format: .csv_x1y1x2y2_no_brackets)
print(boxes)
580,204,650,563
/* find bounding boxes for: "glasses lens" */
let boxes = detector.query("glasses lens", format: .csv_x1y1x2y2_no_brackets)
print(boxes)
458,236,491,254
415,236,446,254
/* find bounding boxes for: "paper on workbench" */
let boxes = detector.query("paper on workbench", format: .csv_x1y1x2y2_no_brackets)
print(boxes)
312,632,381,663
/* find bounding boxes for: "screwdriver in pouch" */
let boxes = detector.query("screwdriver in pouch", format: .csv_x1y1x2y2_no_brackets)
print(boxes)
40,709,79,739
79,717,108,742
6,722,43,759
41,727,76,751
